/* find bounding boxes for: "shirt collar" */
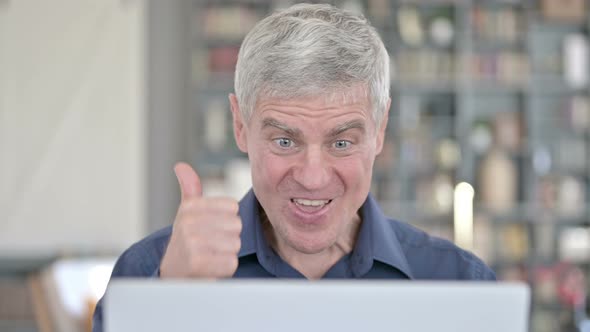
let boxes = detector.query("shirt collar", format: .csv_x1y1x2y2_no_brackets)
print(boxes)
237,190,414,279
356,193,414,279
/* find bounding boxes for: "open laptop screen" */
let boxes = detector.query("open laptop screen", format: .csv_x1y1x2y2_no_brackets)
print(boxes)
105,280,530,332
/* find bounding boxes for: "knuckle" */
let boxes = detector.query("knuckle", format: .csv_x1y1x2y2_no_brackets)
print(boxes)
214,197,239,213
229,200,239,214
227,255,239,272
233,218,243,233
225,216,242,234
233,238,242,254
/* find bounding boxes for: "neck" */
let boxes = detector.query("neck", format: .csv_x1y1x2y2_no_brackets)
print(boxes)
261,211,361,279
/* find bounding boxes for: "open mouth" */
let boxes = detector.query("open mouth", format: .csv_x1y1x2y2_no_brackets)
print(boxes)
290,198,333,213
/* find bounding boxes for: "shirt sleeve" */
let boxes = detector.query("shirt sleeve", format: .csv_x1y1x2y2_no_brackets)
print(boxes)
462,254,497,281
473,263,497,280
92,241,163,332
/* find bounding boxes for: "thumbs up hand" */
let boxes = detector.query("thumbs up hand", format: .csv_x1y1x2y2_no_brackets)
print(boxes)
160,162,242,278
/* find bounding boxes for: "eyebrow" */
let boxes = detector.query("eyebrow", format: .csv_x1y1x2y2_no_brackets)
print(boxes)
261,117,366,138
261,118,302,138
328,120,366,138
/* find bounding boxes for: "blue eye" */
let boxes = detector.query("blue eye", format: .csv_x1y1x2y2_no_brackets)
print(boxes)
334,140,351,149
274,138,293,148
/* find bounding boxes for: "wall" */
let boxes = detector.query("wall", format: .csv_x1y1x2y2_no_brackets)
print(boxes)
0,0,146,254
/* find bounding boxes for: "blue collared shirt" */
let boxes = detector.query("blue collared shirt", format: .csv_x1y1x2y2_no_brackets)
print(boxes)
93,190,495,331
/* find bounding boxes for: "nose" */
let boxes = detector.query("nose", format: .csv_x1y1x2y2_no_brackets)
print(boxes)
292,146,331,191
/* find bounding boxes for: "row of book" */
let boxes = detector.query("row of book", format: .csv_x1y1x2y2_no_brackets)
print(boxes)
394,50,529,85
197,3,581,47
470,6,524,44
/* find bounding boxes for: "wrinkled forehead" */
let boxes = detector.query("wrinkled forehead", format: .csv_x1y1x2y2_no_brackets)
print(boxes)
254,84,372,111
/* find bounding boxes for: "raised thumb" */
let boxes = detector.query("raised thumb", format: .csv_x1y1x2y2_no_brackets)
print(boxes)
174,162,203,201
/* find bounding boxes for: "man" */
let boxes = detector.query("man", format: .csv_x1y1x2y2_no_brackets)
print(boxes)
93,3,495,331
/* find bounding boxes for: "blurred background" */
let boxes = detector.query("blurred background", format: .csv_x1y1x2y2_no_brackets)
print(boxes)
2,0,590,331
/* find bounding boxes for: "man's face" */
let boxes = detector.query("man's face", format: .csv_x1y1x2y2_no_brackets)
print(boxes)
230,89,389,255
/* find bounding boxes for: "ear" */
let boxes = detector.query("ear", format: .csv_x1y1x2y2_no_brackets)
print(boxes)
375,98,391,155
229,93,248,153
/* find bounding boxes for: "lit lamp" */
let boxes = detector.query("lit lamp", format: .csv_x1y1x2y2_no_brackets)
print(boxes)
454,182,475,251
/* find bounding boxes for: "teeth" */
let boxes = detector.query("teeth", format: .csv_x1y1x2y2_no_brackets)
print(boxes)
293,199,330,207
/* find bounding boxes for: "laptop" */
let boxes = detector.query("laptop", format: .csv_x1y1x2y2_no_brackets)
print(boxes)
105,280,530,332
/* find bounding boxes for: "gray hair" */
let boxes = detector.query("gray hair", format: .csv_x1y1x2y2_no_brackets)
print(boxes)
234,3,390,126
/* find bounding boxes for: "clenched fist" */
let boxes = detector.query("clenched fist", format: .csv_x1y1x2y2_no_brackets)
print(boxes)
160,162,242,278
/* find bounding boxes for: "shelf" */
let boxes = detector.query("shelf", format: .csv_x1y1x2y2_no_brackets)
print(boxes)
396,0,467,7
199,0,269,8
377,200,590,226
379,200,453,222
396,42,458,52
188,1,590,330
529,14,589,30
462,82,527,94
392,81,457,93
470,40,527,51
